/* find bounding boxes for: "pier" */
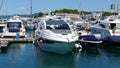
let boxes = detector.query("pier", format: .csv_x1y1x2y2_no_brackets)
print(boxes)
0,38,34,49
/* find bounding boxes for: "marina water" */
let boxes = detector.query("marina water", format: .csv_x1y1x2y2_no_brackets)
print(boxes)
0,30,120,68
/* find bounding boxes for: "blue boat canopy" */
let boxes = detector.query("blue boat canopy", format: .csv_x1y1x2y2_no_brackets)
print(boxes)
7,22,21,28
7,22,21,32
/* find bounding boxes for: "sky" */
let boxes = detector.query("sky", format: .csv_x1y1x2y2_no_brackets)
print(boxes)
0,0,120,15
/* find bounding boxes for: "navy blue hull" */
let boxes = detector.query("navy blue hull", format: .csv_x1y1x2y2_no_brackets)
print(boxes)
79,35,102,47
81,35,101,41
102,36,120,46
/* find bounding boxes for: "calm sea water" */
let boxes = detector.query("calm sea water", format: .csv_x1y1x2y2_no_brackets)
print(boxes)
0,30,120,68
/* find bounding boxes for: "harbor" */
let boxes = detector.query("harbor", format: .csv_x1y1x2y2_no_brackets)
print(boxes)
0,11,120,68
0,26,120,68
1,0,120,68
0,10,120,68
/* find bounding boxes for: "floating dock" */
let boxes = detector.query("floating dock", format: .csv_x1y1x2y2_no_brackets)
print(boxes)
0,38,34,42
0,38,34,49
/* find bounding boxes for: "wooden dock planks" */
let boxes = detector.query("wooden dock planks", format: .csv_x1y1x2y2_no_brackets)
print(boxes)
0,38,34,42
0,38,34,49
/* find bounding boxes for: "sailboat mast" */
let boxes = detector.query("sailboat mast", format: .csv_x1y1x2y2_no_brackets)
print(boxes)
0,0,4,11
79,0,81,17
30,0,32,18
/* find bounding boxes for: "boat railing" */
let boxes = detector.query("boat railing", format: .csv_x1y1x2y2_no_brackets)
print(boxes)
42,30,72,39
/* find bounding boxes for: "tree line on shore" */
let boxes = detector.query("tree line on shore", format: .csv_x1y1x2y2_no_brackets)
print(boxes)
34,8,118,18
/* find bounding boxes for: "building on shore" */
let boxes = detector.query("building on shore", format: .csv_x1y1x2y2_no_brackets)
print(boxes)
56,13,80,18
110,4,119,13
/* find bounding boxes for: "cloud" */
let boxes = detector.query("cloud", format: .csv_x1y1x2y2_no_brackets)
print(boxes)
20,7,26,11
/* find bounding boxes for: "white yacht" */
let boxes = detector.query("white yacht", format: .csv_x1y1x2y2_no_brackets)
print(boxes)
34,19,79,54
2,15,26,38
0,18,7,32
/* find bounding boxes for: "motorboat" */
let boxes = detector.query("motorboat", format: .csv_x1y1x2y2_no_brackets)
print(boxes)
2,15,26,38
24,0,35,30
70,17,102,47
79,35,102,47
0,18,7,32
34,19,79,54
90,15,120,45
25,19,35,30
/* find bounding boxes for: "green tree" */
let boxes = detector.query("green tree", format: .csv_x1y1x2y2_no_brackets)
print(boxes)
34,12,43,18
38,12,43,17
102,12,118,17
53,8,79,14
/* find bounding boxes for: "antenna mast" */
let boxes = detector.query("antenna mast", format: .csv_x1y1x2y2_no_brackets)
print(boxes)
79,0,82,17
30,0,32,18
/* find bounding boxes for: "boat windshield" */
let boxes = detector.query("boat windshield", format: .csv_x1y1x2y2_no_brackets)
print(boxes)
7,22,21,29
46,20,70,30
116,23,120,29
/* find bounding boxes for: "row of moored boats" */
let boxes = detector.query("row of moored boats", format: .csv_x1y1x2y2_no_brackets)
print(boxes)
0,15,120,54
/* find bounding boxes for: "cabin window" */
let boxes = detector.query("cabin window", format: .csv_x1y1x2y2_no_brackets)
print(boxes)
46,20,70,30
116,24,120,29
46,24,70,30
110,23,116,29
55,24,70,30
7,22,21,29
99,24,106,28
39,22,45,29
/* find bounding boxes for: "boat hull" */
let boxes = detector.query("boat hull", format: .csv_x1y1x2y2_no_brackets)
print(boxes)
102,36,120,46
79,35,102,47
35,39,75,54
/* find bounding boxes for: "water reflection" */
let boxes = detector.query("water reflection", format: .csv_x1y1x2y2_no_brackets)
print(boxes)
1,42,120,68
77,47,100,68
25,30,35,38
98,47,120,68
34,46,80,68
0,43,36,68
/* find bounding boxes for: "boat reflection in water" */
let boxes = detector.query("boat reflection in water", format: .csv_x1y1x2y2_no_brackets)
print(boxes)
2,42,120,68
77,47,100,68
0,43,35,68
0,43,82,68
34,46,82,68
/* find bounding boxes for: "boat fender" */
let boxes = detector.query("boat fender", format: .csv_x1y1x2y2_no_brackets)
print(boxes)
86,28,90,34
75,43,82,52
16,32,20,40
39,39,44,43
